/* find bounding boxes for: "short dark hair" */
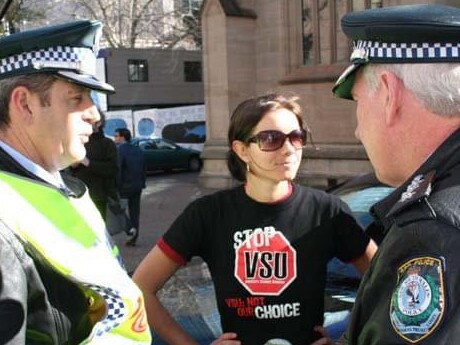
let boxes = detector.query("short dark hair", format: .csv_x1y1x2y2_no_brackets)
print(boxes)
0,74,56,130
94,109,106,134
227,92,305,182
115,127,132,142
98,109,106,128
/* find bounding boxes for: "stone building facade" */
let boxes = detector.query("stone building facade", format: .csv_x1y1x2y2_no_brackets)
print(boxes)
198,0,455,189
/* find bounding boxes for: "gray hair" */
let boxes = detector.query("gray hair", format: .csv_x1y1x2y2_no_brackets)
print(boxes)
0,74,56,130
363,63,460,117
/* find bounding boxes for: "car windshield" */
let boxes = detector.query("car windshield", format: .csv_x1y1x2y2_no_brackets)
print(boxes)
335,185,394,229
339,186,394,213
154,139,176,149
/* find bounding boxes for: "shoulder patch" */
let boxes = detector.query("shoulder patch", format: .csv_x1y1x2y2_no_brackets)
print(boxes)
390,256,445,343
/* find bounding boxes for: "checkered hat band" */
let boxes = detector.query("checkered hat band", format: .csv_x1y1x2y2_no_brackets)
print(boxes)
352,40,460,62
85,284,126,337
0,46,96,76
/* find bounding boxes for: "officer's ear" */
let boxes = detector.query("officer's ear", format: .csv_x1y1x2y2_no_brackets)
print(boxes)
10,86,34,124
380,71,403,127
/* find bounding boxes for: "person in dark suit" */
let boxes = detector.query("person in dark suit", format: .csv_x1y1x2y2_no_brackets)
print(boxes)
114,127,146,246
70,110,118,220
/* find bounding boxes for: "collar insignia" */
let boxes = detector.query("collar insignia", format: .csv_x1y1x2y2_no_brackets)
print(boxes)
400,174,424,202
399,171,435,204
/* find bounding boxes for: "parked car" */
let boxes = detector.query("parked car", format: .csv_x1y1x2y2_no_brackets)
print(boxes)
131,137,202,173
329,173,394,243
320,173,395,339
326,173,394,281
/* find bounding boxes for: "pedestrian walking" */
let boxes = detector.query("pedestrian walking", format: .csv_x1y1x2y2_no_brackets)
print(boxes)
114,127,146,246
70,110,118,220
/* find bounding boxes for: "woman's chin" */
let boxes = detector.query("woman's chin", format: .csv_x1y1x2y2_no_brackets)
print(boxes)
280,170,298,181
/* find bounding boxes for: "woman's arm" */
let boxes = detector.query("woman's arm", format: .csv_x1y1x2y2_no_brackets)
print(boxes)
133,245,241,345
133,245,199,345
349,239,378,275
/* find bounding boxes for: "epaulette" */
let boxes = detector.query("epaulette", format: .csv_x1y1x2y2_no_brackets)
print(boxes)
427,185,460,229
387,170,436,219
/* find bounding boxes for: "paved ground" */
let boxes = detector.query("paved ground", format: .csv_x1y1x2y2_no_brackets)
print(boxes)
112,171,213,274
111,171,223,341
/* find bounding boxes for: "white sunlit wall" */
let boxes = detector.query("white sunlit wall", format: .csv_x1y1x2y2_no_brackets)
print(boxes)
105,104,206,151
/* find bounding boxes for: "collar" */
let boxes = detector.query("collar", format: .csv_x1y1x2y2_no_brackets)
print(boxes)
0,143,85,198
372,127,460,224
243,181,294,205
0,140,67,190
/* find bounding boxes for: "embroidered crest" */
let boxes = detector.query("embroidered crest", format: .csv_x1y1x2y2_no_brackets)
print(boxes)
390,257,445,343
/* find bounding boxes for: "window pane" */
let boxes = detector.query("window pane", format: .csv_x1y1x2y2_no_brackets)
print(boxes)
184,61,202,82
181,0,201,14
335,0,349,63
318,0,330,64
127,59,148,82
302,0,315,65
301,0,382,67
371,0,383,8
352,0,367,11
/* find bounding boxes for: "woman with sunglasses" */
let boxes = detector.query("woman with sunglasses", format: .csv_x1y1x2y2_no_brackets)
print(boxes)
133,93,377,345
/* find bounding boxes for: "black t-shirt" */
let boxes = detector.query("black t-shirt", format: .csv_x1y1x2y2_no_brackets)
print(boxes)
160,184,370,345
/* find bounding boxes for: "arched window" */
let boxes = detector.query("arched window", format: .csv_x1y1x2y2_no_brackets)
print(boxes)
282,0,382,83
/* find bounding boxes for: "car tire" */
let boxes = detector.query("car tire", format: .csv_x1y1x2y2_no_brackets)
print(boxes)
188,157,202,172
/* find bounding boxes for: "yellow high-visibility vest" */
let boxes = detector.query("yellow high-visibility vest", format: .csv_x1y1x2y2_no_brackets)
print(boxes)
0,171,151,344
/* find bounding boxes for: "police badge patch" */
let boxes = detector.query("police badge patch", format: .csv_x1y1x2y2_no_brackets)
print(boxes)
390,257,445,343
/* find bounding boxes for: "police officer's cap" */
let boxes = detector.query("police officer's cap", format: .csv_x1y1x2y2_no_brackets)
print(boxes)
333,4,460,100
0,20,114,93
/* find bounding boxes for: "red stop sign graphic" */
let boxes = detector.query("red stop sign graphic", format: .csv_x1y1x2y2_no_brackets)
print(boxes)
234,230,297,296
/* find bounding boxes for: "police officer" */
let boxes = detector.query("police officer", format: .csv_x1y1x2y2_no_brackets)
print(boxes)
333,4,460,344
0,21,151,343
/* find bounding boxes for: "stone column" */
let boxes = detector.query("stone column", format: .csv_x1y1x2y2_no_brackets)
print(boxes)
199,0,257,189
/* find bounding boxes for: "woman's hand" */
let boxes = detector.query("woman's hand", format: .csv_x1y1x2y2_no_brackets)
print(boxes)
310,326,334,345
210,332,241,345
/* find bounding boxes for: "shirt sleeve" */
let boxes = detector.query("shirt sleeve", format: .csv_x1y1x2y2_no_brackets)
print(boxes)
159,197,208,264
331,197,371,263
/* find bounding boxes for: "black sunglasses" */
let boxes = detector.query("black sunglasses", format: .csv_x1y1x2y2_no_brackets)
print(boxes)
247,129,307,152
